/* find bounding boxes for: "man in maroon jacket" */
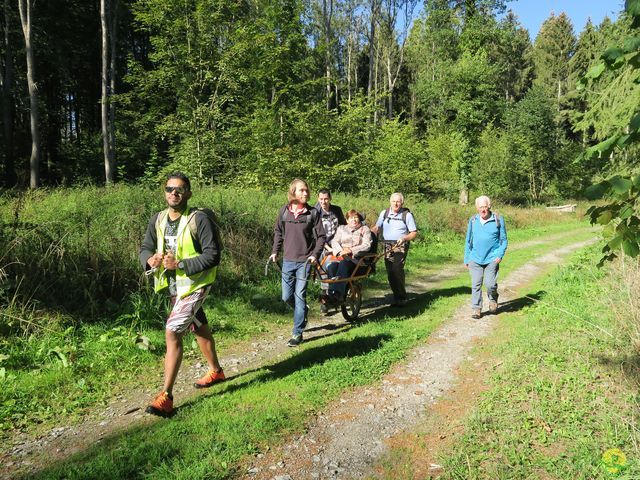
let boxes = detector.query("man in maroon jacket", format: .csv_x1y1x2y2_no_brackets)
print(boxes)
269,179,326,346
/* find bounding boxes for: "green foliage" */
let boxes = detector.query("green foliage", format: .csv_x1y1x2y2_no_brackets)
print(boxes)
121,0,317,184
473,125,513,199
505,85,559,202
446,49,503,138
585,174,640,263
580,4,640,264
2,0,618,205
532,12,577,107
425,127,470,200
473,87,571,205
490,12,534,103
407,2,459,125
357,119,428,195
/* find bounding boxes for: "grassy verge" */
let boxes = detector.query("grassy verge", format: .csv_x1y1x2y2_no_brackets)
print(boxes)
19,226,597,479
434,247,639,479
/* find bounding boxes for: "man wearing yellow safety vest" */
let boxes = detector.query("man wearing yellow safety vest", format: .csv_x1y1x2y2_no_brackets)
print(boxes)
140,172,224,417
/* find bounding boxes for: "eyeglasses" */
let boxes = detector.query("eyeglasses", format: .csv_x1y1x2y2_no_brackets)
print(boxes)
165,186,187,195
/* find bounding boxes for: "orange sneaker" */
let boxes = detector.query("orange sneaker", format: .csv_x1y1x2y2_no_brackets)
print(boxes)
194,369,225,389
146,391,174,417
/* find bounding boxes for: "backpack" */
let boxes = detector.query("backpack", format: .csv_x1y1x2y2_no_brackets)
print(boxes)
468,212,501,249
279,205,319,239
157,207,223,266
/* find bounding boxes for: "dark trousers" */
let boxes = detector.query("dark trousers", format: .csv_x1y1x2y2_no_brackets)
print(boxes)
326,259,365,297
384,244,409,301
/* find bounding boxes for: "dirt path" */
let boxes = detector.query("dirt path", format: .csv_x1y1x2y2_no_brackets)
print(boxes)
0,229,596,479
239,238,597,479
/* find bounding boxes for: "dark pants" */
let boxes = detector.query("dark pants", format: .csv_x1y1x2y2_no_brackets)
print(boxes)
326,259,364,297
384,243,409,301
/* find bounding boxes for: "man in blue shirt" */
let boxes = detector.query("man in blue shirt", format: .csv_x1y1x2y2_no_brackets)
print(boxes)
372,193,418,307
464,195,508,319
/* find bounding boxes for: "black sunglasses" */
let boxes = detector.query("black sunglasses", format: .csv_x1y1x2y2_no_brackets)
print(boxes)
165,186,187,195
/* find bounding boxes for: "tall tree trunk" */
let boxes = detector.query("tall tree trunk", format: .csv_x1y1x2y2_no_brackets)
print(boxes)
353,33,358,98
346,34,352,104
410,89,416,121
2,0,15,186
323,0,333,110
18,0,39,189
386,56,393,119
101,0,115,184
373,30,380,125
367,0,378,100
108,0,118,171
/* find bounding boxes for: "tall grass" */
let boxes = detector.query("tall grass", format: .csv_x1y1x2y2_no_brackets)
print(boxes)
604,256,640,367
0,186,585,329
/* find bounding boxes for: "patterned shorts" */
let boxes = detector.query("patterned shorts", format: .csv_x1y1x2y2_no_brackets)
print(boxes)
166,287,211,334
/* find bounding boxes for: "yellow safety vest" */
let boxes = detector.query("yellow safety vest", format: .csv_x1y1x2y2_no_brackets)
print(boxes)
153,207,217,298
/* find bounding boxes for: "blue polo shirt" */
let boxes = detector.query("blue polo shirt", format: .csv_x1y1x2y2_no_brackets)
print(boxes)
375,209,417,241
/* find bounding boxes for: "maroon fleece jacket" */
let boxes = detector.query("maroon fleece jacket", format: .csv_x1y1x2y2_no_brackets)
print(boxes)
271,203,326,262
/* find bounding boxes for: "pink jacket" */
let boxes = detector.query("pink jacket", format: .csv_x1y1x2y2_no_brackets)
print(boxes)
331,224,372,257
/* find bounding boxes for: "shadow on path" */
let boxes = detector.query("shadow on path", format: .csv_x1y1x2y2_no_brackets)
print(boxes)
25,334,392,480
357,285,471,323
496,291,546,314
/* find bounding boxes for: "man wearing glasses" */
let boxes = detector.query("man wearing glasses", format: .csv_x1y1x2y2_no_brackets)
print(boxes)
140,172,224,417
371,192,418,307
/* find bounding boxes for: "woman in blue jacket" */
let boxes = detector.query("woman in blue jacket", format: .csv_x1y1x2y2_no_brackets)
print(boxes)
464,195,508,319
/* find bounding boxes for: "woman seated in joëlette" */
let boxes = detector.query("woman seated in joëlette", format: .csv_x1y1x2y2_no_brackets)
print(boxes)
324,209,372,303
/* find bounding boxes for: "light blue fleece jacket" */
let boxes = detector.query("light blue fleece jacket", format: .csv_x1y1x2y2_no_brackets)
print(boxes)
464,213,508,265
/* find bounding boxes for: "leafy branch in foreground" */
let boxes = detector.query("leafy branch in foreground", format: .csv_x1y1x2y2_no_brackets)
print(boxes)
581,0,640,265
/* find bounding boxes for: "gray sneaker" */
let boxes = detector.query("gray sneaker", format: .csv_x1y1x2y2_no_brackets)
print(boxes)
489,301,498,313
287,335,303,347
471,309,482,319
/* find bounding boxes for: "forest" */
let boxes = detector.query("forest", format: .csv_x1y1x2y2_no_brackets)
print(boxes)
0,0,637,206
2,2,640,477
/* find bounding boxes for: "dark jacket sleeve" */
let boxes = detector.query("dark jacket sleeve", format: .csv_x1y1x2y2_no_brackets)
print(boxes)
334,205,347,225
180,211,219,276
271,206,285,255
312,210,327,259
140,213,159,271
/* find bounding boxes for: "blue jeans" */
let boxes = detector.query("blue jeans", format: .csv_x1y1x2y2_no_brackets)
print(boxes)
468,260,499,309
282,261,311,336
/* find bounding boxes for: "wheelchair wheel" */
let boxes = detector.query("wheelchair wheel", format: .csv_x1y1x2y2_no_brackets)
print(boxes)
341,283,362,321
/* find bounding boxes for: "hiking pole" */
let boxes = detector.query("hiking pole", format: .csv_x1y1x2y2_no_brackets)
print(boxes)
264,257,282,277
